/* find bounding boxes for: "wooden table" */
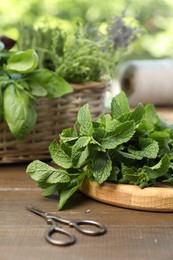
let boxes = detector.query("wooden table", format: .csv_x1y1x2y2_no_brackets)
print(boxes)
1,164,173,260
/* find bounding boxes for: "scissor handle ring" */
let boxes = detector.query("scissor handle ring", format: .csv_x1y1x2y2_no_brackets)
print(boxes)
45,219,76,246
69,219,107,236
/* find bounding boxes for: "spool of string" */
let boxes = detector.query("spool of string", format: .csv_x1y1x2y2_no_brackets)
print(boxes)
118,60,173,107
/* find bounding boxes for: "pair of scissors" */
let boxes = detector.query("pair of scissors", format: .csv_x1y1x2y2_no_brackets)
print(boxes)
26,206,106,246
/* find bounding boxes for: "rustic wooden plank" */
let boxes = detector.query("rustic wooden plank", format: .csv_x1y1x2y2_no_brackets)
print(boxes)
1,164,173,260
0,163,37,188
1,190,173,260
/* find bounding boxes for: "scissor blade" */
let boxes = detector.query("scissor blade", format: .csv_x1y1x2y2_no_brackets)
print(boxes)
26,205,47,218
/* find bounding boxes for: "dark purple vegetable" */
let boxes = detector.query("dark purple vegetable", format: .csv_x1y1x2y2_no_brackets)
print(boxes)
0,36,16,50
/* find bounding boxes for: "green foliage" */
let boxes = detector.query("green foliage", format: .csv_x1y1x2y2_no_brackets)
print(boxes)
3,84,37,139
1,0,173,60
27,91,173,210
17,13,142,83
0,47,73,139
6,49,39,73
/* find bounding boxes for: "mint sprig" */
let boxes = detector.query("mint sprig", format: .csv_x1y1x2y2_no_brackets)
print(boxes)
26,91,173,210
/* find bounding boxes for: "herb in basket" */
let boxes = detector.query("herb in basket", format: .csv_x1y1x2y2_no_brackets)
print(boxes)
0,46,72,139
17,13,143,83
27,91,173,210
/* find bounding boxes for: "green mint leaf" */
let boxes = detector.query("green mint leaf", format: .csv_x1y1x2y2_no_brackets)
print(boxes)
93,125,106,140
58,173,85,210
72,145,89,167
46,169,71,184
128,138,159,159
107,166,120,181
118,150,143,160
72,136,91,149
130,103,145,122
163,178,173,184
27,160,70,188
98,114,120,132
100,120,135,149
118,103,145,123
111,91,130,119
137,118,155,135
71,136,90,167
150,129,171,155
60,128,78,143
150,129,170,146
49,140,72,169
77,104,94,135
91,152,112,184
119,164,151,188
144,154,170,179
118,155,170,188
144,104,158,125
41,184,58,197
26,160,60,182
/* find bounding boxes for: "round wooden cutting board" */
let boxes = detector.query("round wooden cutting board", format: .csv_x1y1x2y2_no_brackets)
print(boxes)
80,178,173,212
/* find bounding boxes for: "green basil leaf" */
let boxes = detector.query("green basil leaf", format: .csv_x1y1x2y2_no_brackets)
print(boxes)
29,82,48,97
3,84,37,139
28,68,73,98
6,49,38,73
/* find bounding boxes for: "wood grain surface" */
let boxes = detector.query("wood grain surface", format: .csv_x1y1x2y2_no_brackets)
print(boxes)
1,164,173,260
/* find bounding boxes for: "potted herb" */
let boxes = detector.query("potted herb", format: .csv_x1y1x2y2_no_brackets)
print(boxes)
0,45,72,140
17,13,142,83
26,91,173,210
16,13,142,144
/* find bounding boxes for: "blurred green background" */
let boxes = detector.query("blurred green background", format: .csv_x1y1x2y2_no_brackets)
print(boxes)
1,0,173,61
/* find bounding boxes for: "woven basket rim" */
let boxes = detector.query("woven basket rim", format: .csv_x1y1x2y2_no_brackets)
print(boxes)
71,81,106,90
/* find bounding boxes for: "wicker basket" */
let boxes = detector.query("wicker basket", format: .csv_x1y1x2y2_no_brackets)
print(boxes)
0,82,106,163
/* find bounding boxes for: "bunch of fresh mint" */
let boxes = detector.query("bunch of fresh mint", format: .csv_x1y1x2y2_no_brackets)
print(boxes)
27,91,173,210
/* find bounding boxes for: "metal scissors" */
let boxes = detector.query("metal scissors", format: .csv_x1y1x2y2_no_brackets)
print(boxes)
26,206,106,246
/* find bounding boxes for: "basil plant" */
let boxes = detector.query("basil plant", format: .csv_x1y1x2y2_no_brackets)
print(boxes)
0,48,73,139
